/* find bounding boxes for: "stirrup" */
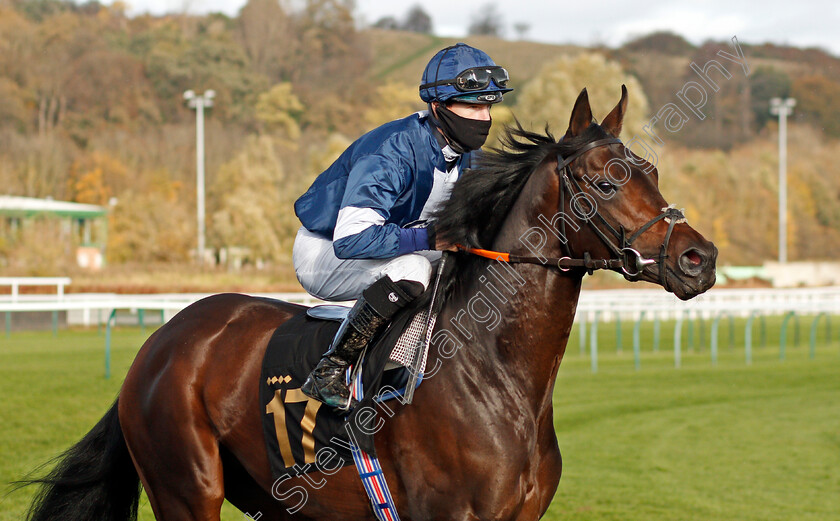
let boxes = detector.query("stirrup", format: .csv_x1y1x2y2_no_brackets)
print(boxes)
302,276,421,409
301,356,358,409
301,376,360,411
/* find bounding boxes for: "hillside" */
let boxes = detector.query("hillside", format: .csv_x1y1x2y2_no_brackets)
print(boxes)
366,29,840,267
2,1,840,288
367,29,588,96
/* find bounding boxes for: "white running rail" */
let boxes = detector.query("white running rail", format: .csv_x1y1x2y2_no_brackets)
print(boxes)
1,287,839,324
0,277,72,302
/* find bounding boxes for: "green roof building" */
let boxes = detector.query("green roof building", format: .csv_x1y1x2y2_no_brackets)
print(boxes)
0,196,108,268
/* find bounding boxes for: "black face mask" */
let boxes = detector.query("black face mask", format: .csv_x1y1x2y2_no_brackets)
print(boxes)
434,104,492,154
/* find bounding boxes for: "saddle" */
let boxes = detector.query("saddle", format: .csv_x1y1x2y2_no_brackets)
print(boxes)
259,293,435,479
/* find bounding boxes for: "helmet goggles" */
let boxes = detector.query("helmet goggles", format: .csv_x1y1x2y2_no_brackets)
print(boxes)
420,66,510,93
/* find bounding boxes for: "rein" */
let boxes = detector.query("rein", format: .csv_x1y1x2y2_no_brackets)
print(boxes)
460,137,686,286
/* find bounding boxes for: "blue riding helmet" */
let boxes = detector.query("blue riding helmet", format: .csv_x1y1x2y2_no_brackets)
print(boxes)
419,43,513,104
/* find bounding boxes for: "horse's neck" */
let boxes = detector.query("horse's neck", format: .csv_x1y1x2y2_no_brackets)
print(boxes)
440,264,581,407
436,160,583,412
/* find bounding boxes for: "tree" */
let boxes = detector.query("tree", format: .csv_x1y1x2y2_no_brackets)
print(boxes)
512,22,530,40
291,0,371,87
749,67,791,130
513,53,650,139
372,16,399,30
63,48,160,131
468,3,503,37
402,5,432,34
236,0,294,81
675,42,753,148
68,152,130,205
107,170,195,263
287,0,372,136
13,0,69,22
30,11,82,137
141,23,269,124
255,82,304,140
622,31,695,56
0,78,29,132
208,136,287,263
363,82,424,129
0,6,36,90
791,75,840,138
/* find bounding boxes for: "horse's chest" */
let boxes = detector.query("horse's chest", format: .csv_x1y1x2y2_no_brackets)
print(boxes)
433,421,560,519
459,405,562,518
475,437,561,519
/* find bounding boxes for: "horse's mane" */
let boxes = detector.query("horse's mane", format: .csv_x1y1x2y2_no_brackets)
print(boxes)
430,122,605,300
434,122,604,248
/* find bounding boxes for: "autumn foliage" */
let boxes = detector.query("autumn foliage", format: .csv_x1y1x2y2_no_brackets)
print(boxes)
2,3,840,276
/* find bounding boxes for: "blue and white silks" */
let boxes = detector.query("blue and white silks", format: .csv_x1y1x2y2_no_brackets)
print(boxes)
294,111,471,260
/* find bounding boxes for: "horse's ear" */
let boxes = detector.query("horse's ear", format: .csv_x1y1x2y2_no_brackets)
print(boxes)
566,88,594,138
601,84,628,137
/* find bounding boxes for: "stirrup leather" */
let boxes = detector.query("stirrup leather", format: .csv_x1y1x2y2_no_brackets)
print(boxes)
301,299,388,409
301,275,421,410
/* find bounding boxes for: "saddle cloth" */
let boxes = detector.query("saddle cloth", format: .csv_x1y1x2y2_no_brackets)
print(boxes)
260,303,434,479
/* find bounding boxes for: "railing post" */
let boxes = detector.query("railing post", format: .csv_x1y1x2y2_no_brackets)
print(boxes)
780,311,796,361
745,311,758,366
809,313,828,360
760,314,767,348
687,311,694,352
728,314,735,349
826,314,831,346
653,312,660,352
105,309,117,379
674,314,683,368
615,311,622,354
633,311,645,370
710,313,724,366
590,311,600,374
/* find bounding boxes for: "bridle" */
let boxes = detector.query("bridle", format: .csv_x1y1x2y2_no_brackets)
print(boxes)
461,137,686,288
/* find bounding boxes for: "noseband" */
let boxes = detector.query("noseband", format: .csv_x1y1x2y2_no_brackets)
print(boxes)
462,137,686,288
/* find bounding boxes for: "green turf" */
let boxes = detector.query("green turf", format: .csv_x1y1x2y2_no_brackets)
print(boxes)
1,321,838,520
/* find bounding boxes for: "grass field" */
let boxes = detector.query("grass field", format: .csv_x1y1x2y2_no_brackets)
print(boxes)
0,319,838,520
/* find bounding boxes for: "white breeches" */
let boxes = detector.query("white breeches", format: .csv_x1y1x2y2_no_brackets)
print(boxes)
293,227,440,301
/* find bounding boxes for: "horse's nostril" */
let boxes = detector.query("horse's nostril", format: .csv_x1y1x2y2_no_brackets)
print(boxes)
679,248,705,276
685,250,702,267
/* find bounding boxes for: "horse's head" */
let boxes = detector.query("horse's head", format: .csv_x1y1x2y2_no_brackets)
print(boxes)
555,85,716,299
434,85,716,301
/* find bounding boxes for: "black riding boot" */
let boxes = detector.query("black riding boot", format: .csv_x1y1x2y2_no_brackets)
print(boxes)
301,276,424,410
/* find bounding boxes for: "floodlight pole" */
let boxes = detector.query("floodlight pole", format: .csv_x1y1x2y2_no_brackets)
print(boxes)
184,89,215,264
770,97,795,264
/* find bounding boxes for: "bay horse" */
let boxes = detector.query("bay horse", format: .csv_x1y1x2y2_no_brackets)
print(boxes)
23,86,716,520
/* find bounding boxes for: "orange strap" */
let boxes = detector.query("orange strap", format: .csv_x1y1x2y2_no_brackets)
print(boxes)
457,245,626,273
458,246,510,262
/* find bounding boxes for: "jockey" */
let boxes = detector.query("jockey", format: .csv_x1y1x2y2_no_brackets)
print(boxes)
293,43,512,409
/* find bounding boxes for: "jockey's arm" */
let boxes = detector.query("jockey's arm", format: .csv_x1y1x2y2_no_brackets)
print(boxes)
332,153,431,260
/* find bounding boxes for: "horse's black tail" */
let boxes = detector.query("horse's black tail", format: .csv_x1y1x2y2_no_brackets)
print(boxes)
20,398,141,521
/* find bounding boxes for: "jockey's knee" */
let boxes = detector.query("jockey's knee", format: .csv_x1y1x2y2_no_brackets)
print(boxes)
380,254,433,290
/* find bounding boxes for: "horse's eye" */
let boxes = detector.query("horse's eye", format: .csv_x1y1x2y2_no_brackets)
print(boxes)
596,181,615,193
